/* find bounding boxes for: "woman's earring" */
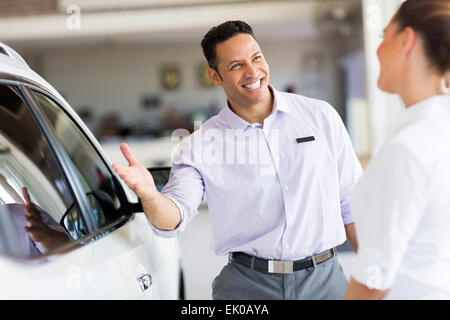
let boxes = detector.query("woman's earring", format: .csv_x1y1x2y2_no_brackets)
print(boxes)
441,77,450,95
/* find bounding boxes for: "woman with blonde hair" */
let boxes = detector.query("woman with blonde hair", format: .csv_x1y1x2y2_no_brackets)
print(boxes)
345,0,450,299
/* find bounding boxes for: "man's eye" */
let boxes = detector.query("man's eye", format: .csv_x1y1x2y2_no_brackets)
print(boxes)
254,56,262,61
231,64,241,70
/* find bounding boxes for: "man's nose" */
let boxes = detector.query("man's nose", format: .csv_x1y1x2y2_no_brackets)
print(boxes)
243,64,259,78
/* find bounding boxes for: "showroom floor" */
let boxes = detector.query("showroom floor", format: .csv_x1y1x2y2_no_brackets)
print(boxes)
179,206,356,300
179,207,229,300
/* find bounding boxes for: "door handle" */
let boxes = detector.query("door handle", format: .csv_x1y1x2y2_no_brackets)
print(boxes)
137,274,152,292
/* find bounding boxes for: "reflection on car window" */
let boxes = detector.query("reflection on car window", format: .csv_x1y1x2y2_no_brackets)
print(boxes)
31,91,129,231
0,85,86,260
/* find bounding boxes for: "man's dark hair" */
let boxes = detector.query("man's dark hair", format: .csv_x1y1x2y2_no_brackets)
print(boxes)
201,20,255,73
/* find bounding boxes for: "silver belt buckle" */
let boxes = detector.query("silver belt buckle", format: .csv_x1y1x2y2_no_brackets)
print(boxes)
268,260,294,274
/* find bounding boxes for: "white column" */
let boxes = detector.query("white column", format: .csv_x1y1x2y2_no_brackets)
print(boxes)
362,0,405,154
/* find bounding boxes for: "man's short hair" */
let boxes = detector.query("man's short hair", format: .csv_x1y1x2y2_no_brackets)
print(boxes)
201,20,255,72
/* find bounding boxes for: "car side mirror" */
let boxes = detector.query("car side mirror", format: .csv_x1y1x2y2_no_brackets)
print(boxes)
148,166,171,192
87,190,120,225
60,190,119,239
131,166,171,213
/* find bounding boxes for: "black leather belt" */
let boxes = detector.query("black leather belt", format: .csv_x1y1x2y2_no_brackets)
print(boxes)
229,248,336,274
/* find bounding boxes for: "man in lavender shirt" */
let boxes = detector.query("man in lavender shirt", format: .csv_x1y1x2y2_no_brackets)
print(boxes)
113,21,361,300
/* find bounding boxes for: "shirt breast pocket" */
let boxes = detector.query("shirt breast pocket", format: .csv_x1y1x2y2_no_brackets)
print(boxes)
203,163,265,200
291,135,326,174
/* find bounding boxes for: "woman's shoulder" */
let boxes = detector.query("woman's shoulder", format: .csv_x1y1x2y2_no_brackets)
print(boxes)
391,113,450,166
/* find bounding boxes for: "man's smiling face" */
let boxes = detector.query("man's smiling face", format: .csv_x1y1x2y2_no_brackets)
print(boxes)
209,33,271,109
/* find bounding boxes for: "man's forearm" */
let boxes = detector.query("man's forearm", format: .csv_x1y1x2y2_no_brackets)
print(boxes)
141,193,182,231
344,223,358,253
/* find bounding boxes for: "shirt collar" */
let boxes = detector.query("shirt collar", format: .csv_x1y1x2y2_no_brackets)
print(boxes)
389,94,450,137
271,85,291,114
223,85,291,130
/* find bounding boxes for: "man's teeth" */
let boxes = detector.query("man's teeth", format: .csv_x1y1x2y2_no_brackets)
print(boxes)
244,80,261,89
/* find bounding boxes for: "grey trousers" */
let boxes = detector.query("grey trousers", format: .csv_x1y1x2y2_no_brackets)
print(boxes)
212,255,348,300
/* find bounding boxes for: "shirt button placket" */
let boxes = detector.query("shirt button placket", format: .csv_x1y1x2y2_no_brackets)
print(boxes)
282,181,292,259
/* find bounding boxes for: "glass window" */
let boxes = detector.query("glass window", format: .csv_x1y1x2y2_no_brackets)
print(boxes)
31,90,130,232
0,84,86,260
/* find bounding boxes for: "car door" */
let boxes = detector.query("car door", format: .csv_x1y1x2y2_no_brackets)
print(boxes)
0,81,170,299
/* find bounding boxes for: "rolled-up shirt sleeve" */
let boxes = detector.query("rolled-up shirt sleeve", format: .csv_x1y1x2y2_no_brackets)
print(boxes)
350,143,426,290
149,138,205,238
330,107,363,225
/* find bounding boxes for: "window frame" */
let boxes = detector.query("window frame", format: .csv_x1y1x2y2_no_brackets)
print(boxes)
26,86,133,223
0,76,134,260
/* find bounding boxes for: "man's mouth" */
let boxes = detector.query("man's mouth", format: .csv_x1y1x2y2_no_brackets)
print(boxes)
242,78,262,90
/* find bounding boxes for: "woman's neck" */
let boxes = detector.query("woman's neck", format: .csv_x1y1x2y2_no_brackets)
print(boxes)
398,70,442,108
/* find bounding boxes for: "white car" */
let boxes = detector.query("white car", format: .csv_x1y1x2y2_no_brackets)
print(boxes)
0,43,183,299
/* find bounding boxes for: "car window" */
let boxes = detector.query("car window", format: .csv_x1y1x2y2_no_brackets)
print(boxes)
0,84,87,260
30,90,130,232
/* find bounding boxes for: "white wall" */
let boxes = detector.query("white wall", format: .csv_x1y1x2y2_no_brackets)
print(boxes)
41,39,341,129
341,48,371,157
42,45,224,127
362,0,404,154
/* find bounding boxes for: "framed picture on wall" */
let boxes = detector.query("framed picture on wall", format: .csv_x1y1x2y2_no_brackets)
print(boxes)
197,62,214,88
161,65,181,90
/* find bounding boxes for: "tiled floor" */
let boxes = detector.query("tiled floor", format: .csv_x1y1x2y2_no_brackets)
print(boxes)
179,206,356,300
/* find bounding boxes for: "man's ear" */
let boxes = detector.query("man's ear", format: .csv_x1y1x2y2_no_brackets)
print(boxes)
207,67,223,87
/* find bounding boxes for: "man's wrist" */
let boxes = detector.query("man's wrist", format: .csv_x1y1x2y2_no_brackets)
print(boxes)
138,189,160,203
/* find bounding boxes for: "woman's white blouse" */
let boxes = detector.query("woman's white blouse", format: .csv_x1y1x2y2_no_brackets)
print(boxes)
350,94,450,299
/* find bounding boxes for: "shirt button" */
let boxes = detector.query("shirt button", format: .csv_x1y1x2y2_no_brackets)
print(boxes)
284,185,289,190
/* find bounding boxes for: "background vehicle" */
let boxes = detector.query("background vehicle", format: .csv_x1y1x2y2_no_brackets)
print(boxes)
0,43,182,299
